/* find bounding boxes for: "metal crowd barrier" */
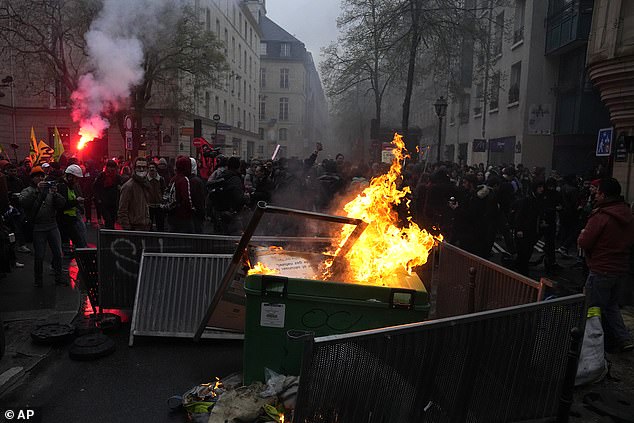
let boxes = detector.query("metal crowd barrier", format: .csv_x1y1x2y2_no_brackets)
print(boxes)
129,253,238,345
97,229,332,309
294,294,585,423
434,242,546,318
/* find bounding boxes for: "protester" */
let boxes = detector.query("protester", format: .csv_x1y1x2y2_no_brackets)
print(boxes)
167,156,195,233
146,161,166,231
578,178,634,353
94,160,122,229
118,157,151,231
189,157,206,233
19,166,65,287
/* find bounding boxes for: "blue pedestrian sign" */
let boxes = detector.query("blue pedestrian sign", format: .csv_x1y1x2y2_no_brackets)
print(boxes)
596,127,613,157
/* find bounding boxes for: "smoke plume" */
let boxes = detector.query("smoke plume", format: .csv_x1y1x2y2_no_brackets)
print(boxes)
71,0,182,146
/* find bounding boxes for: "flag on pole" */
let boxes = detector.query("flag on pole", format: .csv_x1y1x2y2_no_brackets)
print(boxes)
52,126,65,161
30,127,39,165
37,140,55,162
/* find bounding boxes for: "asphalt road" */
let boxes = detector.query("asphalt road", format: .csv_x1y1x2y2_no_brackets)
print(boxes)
1,327,243,423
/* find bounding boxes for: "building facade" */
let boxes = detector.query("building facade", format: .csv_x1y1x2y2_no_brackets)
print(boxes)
0,0,264,162
440,0,610,176
249,1,329,159
586,0,634,201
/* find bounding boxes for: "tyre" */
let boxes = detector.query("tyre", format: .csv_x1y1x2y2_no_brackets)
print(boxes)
69,333,116,361
30,323,76,345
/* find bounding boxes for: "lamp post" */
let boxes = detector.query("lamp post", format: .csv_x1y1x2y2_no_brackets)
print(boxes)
212,113,221,144
434,96,448,164
152,113,164,157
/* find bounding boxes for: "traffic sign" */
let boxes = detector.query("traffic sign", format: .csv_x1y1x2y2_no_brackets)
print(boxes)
216,124,232,131
124,115,133,131
180,127,194,136
596,127,613,157
125,131,133,151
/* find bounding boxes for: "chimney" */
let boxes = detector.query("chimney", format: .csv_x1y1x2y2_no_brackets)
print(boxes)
244,0,266,23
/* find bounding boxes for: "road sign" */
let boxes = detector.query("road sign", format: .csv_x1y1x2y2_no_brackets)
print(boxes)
124,115,133,131
216,124,232,131
125,131,133,151
596,127,613,157
180,127,194,136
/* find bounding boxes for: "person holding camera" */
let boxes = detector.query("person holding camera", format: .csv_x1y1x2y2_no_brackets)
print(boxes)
19,166,65,287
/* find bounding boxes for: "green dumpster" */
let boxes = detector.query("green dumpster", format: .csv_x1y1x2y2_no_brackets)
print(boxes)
243,273,430,384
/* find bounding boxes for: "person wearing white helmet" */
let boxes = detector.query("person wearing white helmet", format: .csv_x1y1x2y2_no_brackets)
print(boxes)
57,164,88,284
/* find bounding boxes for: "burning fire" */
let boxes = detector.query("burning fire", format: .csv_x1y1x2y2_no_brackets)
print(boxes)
248,133,440,287
247,262,280,276
324,133,439,286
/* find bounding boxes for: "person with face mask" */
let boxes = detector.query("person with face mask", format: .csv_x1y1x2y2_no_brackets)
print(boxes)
93,160,122,229
118,157,151,231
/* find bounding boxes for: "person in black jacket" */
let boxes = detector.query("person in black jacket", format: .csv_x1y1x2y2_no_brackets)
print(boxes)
513,181,545,276
448,174,489,257
93,160,122,229
208,156,247,234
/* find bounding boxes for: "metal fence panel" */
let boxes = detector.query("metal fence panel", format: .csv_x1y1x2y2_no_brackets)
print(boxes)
435,242,543,318
294,294,585,423
98,229,331,309
129,253,237,345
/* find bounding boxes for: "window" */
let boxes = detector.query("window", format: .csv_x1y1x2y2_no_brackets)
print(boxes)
206,9,211,31
237,78,241,99
280,43,290,57
490,72,500,110
279,97,289,120
509,62,521,103
259,128,265,140
248,84,252,106
231,104,235,125
249,57,252,79
280,68,289,88
216,19,220,37
232,37,236,62
494,12,504,56
279,128,288,141
459,95,470,124
215,96,219,115
513,0,525,44
260,67,266,88
250,28,253,46
260,42,267,55
223,100,227,121
259,96,266,120
238,44,242,68
243,110,246,129
224,29,228,53
258,144,264,153
474,82,483,115
244,51,247,70
248,112,251,131
205,91,210,117
238,107,241,127
243,80,246,102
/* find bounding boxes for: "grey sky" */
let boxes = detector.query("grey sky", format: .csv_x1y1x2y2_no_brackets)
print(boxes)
265,0,341,67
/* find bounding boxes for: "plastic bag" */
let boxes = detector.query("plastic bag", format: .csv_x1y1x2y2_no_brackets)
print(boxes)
575,307,608,386
261,368,287,398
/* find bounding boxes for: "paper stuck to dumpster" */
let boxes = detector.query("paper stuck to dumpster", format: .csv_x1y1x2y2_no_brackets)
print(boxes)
253,247,320,279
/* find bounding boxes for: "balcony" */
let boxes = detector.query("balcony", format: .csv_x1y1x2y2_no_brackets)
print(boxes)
545,0,594,55
513,26,524,45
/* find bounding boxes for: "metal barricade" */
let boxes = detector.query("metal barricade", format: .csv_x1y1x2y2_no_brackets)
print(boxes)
98,229,332,309
294,294,585,423
434,242,546,318
129,253,238,345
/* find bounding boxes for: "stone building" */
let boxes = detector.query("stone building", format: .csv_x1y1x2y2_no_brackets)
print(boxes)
248,0,329,159
586,0,634,201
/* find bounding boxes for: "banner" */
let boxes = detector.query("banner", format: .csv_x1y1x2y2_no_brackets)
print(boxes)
30,127,39,164
52,126,65,161
37,140,55,162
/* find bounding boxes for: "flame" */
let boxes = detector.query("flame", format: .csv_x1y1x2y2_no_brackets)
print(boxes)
325,133,439,286
77,125,101,150
280,414,284,423
248,262,280,276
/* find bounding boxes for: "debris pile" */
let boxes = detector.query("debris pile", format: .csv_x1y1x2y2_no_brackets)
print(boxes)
171,370,298,423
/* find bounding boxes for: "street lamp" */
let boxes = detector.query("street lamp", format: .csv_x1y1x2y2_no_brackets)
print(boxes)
152,113,164,157
434,96,448,164
212,113,221,144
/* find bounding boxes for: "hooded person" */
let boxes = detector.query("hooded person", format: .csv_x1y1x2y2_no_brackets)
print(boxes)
117,157,151,231
578,178,634,353
189,157,206,233
513,181,546,276
93,160,122,229
167,156,194,233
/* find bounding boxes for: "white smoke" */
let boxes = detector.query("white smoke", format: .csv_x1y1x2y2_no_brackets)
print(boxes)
71,0,183,142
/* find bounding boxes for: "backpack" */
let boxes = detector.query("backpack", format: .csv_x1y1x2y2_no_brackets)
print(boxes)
161,177,190,212
207,177,229,208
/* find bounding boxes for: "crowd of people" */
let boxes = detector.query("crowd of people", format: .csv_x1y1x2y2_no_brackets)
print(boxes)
1,144,632,352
